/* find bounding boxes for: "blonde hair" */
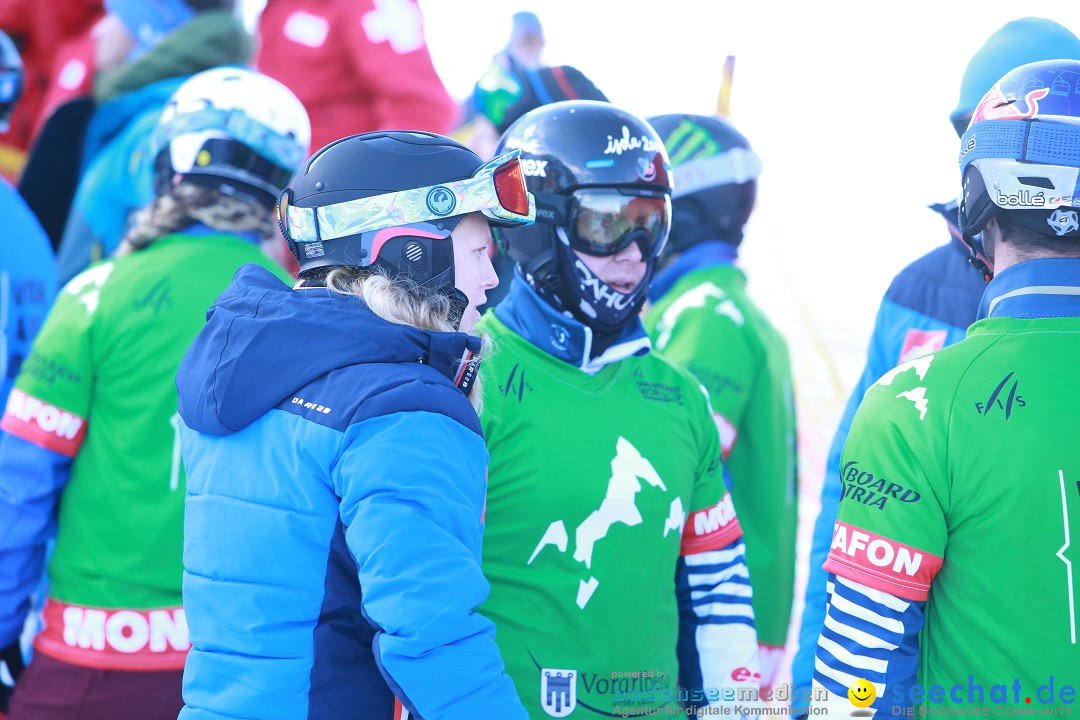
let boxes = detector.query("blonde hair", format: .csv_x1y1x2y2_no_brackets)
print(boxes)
116,183,278,255
320,266,489,412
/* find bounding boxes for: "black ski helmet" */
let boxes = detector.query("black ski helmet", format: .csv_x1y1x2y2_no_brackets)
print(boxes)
493,100,673,334
0,30,23,133
648,113,760,252
958,59,1080,279
279,130,535,303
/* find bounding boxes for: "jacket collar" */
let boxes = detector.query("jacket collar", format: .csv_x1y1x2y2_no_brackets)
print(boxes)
978,258,1080,319
495,275,650,374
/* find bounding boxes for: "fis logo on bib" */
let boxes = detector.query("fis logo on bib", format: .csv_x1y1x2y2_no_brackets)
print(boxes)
975,372,1026,420
541,668,577,717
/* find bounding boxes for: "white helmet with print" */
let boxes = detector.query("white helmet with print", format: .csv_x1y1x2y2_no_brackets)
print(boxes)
152,66,311,206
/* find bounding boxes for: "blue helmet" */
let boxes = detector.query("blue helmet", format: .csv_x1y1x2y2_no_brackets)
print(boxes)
279,131,535,288
951,18,1080,136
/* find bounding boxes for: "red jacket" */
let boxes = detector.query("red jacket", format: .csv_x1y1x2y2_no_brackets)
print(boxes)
0,0,100,166
255,0,458,152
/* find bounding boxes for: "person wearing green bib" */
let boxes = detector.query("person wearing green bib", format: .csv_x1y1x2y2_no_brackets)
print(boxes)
478,99,762,719
0,67,308,720
812,59,1080,715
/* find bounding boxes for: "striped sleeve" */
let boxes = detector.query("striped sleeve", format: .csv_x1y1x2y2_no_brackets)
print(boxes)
676,538,760,708
811,574,922,716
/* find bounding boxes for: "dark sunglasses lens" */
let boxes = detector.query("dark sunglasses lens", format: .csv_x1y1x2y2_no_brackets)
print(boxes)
571,190,669,257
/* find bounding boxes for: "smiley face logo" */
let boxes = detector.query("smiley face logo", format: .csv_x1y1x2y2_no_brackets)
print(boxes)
848,678,876,708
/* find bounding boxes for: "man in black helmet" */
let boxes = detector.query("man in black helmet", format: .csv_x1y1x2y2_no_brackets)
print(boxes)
475,100,762,718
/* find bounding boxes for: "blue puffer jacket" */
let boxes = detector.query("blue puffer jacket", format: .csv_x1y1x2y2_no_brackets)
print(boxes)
791,201,986,712
175,265,528,720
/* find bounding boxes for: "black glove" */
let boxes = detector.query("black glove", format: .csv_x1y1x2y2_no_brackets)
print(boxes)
0,641,25,713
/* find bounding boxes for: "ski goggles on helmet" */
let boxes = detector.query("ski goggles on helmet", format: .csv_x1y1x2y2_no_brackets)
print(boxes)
154,106,306,173
566,188,671,258
279,150,536,244
671,147,761,198
959,119,1080,211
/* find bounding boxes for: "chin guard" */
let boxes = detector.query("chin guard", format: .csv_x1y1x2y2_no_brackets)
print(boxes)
446,287,470,331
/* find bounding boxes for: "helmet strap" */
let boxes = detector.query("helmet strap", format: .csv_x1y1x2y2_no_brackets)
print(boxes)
445,287,470,331
524,244,559,287
962,232,994,283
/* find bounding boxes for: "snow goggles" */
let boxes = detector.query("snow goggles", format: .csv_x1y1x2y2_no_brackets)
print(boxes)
279,150,536,244
671,147,761,198
154,106,306,172
567,188,671,258
959,119,1080,209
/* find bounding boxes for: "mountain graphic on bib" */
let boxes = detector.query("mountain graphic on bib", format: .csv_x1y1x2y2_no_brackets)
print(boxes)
526,437,681,609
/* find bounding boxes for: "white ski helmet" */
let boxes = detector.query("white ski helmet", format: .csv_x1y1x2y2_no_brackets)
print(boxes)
151,66,311,206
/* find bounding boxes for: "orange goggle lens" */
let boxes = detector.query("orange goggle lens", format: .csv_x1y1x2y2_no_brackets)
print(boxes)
493,159,530,217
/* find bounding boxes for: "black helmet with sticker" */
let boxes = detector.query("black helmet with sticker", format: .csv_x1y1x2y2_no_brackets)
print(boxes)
493,100,673,334
647,113,760,252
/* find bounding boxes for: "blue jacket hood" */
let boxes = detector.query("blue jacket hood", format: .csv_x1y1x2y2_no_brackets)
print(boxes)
177,264,481,436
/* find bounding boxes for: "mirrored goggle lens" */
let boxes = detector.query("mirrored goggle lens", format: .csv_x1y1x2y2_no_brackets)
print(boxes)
492,157,530,217
571,190,670,257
